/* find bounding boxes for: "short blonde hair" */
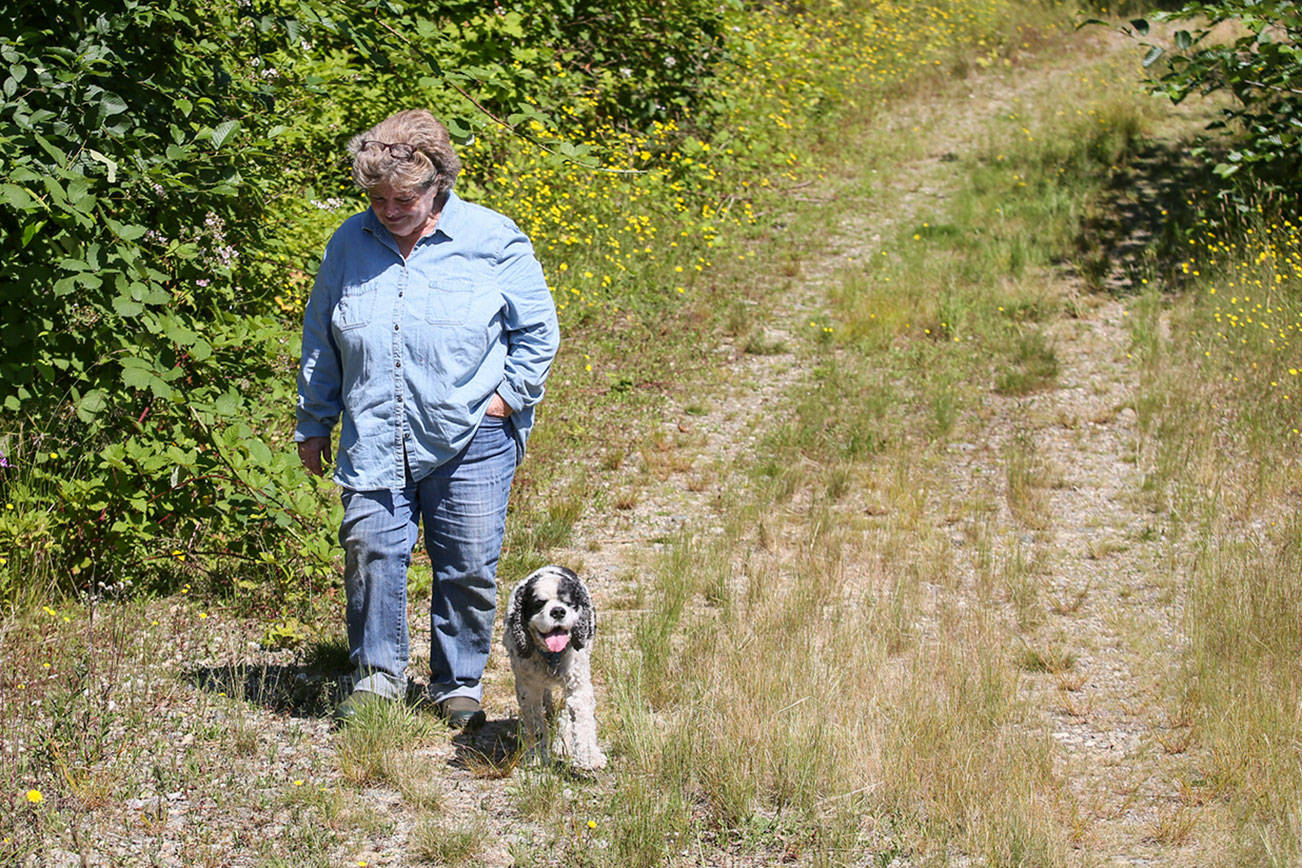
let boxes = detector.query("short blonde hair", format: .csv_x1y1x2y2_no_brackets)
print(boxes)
347,109,462,195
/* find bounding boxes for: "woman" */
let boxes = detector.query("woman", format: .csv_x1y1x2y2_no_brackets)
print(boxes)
295,109,560,728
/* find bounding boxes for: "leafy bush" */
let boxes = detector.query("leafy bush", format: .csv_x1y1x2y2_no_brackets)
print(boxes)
1129,1,1302,195
0,0,746,603
0,3,309,595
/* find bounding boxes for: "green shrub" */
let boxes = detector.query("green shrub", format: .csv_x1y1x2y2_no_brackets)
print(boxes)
0,1,347,600
1128,1,1302,196
0,0,748,602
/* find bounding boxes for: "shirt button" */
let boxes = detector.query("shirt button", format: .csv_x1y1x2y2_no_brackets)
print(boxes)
394,323,400,331
395,360,402,367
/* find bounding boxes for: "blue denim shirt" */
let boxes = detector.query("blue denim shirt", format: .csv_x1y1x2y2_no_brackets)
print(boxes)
295,191,560,491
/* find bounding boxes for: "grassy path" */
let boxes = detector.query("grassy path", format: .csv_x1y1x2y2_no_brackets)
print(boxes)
976,292,1196,861
529,24,1220,867
4,18,1245,868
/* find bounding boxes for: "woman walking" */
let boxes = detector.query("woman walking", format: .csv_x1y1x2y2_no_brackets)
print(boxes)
295,109,559,728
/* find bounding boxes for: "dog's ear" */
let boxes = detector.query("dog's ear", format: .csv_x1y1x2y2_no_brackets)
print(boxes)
567,574,596,650
506,579,533,658
573,604,595,650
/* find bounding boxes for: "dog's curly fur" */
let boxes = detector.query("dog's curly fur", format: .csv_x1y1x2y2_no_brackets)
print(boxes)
504,565,606,770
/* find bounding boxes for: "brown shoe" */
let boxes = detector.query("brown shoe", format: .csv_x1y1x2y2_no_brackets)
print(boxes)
437,696,486,731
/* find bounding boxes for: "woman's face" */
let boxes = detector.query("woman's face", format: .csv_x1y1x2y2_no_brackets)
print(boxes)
368,180,440,243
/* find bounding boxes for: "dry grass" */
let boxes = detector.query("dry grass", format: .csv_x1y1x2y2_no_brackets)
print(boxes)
1125,193,1302,863
577,34,1197,867
12,10,1289,868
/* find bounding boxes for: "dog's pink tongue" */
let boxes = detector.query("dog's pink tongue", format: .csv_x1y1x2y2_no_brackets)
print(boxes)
544,631,570,653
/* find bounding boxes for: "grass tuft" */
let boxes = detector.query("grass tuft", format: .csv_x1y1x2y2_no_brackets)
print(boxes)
410,814,486,865
334,700,440,786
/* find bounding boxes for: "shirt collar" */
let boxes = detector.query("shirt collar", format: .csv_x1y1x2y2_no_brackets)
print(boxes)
431,190,467,241
360,189,467,249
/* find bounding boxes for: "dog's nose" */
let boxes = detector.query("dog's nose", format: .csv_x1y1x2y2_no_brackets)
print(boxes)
549,606,567,621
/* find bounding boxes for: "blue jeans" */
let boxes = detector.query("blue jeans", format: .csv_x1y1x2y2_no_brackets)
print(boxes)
339,416,516,703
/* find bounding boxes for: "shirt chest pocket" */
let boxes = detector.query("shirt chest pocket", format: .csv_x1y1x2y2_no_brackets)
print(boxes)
423,279,476,325
333,278,380,331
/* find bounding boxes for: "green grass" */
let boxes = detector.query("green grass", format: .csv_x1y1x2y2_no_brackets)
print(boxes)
410,814,485,865
16,4,1286,866
1126,200,1302,862
334,698,441,786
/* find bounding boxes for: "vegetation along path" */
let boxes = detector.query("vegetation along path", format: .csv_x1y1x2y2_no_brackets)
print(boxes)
4,11,1269,868
489,24,1220,867
545,24,1229,866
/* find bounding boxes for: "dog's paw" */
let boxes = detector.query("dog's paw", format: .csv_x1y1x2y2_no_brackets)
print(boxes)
572,749,607,772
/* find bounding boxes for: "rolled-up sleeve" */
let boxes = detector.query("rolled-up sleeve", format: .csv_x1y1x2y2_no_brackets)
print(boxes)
295,244,344,441
494,222,560,413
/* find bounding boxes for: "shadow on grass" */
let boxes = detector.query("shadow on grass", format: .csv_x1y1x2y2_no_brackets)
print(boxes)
1074,133,1224,295
451,717,603,782
450,716,522,775
184,637,352,718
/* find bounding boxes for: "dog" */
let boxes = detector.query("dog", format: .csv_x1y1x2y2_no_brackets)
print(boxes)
504,565,607,770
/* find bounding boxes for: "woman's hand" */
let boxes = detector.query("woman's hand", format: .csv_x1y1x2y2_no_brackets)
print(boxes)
486,393,513,418
297,437,332,477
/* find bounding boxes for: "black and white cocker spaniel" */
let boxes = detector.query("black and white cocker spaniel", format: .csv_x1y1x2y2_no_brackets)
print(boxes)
504,565,607,770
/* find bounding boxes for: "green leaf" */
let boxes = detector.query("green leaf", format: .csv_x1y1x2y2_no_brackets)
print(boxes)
99,444,129,472
21,220,44,246
113,296,145,317
247,438,272,465
211,119,240,149
40,175,68,206
65,177,96,213
149,378,174,400
445,117,475,143
86,149,117,183
498,11,525,38
76,389,108,422
104,217,147,241
0,183,35,210
1142,45,1164,68
96,93,128,126
33,133,67,165
164,320,199,346
214,391,241,416
121,366,154,390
